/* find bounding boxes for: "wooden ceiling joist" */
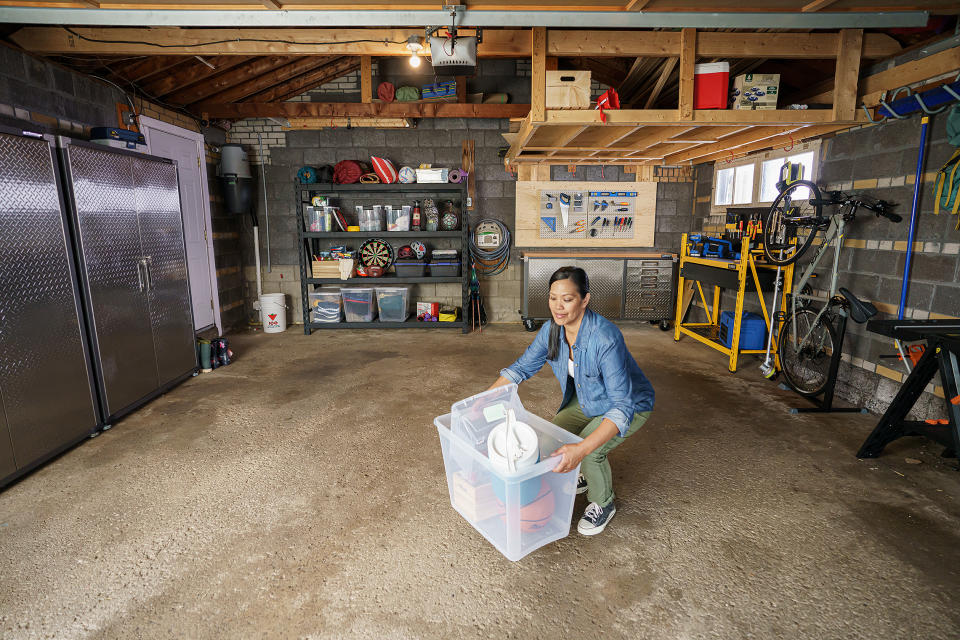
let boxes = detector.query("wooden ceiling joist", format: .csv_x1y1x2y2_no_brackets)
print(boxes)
195,102,532,119
10,28,901,60
165,55,297,105
199,56,338,106
142,56,254,100
109,55,189,83
249,56,361,103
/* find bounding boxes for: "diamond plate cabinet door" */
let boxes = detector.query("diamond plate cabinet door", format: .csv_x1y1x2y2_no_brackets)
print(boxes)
573,258,624,320
65,143,159,418
133,157,197,384
0,132,98,477
523,258,569,319
0,396,14,481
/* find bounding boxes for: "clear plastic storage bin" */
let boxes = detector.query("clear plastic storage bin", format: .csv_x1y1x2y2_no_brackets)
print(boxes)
308,289,342,323
341,287,377,322
436,384,582,561
375,286,410,322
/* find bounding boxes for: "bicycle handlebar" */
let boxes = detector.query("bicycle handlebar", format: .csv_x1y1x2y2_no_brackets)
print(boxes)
812,191,901,223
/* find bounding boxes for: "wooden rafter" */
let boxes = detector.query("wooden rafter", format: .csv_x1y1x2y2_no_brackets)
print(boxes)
625,0,653,9
258,57,362,103
191,56,338,106
802,0,840,11
260,0,282,7
643,58,678,109
678,28,696,120
165,55,295,105
141,56,254,99
196,102,531,119
110,56,190,83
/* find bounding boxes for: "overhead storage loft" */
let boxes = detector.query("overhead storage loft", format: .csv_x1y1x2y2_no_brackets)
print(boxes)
506,25,960,167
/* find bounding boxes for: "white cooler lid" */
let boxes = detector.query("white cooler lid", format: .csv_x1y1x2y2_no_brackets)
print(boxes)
694,62,730,74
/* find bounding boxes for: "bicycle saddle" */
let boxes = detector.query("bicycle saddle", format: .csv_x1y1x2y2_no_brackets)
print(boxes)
838,287,878,323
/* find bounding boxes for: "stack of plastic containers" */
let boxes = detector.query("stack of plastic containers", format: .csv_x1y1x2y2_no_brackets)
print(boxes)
434,384,582,561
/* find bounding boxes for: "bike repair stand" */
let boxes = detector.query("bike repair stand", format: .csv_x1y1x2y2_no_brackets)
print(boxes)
780,307,868,415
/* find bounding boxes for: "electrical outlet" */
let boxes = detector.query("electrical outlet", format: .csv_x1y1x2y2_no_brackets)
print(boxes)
466,196,473,207
124,111,136,126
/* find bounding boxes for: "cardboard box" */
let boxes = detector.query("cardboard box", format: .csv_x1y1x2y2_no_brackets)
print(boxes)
546,70,591,109
731,73,780,110
417,301,439,318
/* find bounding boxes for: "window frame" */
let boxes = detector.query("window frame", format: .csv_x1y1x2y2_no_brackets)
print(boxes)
710,139,822,214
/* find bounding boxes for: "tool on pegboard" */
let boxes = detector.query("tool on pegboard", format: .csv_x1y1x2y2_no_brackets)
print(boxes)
541,216,557,232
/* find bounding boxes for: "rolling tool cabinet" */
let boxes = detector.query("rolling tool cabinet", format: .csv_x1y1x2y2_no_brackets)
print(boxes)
520,252,677,330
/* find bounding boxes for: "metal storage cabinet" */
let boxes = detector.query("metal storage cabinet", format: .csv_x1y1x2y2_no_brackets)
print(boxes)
0,130,99,485
521,252,676,330
60,138,197,425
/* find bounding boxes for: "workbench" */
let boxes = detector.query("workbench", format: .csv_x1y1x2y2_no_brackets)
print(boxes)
521,251,676,330
674,234,792,373
857,319,960,461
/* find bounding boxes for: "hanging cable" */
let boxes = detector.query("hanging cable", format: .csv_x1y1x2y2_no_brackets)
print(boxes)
63,26,405,49
469,219,511,277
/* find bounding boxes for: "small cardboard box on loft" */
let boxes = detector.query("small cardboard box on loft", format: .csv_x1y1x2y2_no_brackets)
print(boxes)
731,73,780,110
546,71,591,109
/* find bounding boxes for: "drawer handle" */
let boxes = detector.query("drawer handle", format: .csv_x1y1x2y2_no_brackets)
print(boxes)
640,282,657,289
641,268,659,275
640,261,659,266
640,292,656,299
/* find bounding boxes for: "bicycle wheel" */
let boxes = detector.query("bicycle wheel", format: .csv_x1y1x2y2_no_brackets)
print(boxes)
763,180,823,266
777,308,838,397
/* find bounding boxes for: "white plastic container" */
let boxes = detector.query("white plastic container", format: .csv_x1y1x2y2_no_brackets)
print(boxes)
260,293,287,333
436,384,582,562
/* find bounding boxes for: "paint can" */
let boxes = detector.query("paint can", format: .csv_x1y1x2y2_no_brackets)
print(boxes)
260,293,287,333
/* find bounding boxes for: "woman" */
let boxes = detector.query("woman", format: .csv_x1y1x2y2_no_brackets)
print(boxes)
489,266,654,536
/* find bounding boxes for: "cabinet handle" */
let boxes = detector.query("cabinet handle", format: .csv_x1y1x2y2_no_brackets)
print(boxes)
144,257,153,291
136,260,145,292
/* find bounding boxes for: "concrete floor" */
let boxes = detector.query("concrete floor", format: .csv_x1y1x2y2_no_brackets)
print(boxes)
1,323,959,639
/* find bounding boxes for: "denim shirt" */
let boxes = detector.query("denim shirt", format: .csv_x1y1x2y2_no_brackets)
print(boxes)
500,309,654,436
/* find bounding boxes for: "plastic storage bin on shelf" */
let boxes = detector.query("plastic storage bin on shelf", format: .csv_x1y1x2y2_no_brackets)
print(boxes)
308,288,342,323
719,310,767,350
341,287,377,322
435,384,582,561
394,258,427,277
430,260,461,277
375,286,410,322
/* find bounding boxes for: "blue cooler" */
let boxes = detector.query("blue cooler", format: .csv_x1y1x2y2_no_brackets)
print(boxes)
719,311,767,350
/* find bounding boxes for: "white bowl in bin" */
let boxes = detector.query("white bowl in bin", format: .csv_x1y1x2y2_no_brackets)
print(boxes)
435,411,582,562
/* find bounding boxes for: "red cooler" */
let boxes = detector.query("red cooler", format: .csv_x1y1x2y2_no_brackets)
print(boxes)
694,62,730,109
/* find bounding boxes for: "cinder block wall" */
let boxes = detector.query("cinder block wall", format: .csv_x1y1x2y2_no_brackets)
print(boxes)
0,45,246,333
228,130,700,327
692,111,958,417
230,117,521,325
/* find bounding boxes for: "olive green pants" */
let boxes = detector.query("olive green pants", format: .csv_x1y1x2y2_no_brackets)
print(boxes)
552,395,650,508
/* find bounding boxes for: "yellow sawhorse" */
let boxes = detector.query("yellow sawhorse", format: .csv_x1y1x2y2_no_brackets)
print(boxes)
673,234,793,373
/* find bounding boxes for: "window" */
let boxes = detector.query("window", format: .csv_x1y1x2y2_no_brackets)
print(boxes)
714,164,756,207
759,151,815,202
711,141,821,213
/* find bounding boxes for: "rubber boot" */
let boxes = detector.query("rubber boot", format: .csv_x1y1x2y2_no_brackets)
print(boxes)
198,339,212,372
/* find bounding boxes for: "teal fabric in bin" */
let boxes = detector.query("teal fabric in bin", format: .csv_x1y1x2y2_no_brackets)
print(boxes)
376,287,409,322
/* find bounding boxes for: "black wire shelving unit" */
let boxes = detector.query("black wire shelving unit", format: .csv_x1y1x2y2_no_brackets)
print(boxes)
295,181,470,334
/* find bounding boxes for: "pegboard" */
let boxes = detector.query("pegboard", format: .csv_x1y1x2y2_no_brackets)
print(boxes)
516,181,656,247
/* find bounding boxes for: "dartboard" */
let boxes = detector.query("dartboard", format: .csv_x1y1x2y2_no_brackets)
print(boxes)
357,238,394,269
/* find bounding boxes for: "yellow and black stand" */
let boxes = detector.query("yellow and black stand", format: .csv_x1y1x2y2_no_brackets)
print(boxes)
673,234,793,373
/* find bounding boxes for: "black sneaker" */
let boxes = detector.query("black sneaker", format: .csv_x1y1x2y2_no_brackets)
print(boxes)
577,501,616,536
576,473,587,495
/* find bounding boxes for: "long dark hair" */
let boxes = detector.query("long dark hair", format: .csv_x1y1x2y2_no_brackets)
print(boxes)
547,266,590,361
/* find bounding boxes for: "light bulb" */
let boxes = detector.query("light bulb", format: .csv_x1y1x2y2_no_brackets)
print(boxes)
409,53,421,68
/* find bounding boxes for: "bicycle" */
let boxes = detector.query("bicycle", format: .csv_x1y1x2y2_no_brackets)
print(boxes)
761,185,902,398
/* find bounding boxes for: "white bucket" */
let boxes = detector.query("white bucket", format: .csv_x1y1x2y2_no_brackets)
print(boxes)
260,293,287,333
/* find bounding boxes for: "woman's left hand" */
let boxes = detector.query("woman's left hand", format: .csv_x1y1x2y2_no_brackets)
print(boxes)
550,443,586,473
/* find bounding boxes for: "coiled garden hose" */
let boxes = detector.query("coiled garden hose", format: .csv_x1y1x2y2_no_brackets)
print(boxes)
469,219,512,277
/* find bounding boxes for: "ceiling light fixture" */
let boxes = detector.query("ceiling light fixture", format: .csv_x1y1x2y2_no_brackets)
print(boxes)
406,35,423,68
